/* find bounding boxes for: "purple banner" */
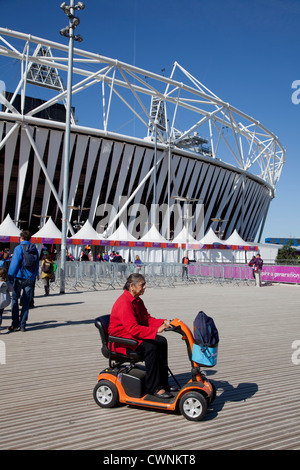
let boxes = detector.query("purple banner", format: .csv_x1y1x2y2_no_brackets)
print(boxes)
135,241,145,247
39,237,55,244
189,264,300,284
0,236,12,242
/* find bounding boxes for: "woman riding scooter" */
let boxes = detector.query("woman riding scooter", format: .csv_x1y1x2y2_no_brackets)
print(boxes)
108,273,173,398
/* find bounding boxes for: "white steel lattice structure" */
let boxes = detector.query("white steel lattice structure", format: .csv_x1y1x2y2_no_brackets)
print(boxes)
0,28,285,241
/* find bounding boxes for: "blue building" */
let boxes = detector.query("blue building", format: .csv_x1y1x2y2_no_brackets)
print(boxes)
265,238,300,247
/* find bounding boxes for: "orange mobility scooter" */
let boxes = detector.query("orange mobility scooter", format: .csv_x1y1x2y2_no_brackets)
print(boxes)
93,315,217,421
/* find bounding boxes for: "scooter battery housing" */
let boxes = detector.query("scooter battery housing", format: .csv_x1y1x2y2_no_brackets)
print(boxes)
118,367,146,398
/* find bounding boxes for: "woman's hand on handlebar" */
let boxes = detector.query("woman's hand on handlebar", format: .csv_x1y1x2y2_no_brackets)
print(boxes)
157,320,170,333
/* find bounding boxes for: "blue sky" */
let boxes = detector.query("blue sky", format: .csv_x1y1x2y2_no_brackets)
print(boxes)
0,0,299,241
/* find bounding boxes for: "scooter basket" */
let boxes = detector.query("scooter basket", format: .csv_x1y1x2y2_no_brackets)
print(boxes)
192,343,218,367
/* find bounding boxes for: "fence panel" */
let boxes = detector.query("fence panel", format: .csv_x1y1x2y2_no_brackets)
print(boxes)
36,261,300,292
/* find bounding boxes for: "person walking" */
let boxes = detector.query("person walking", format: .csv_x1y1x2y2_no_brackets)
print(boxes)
40,253,55,296
7,230,39,332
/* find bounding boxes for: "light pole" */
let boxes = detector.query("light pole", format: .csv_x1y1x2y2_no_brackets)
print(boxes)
68,205,90,230
173,195,202,251
59,1,85,294
211,218,228,239
32,214,51,228
152,112,166,231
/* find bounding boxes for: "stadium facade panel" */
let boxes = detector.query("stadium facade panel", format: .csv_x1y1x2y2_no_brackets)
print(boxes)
0,115,271,242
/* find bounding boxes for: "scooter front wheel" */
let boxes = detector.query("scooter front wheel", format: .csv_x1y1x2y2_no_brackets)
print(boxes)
179,391,208,421
93,380,119,408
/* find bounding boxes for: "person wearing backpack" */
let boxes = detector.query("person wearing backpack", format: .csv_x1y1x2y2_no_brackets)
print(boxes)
7,230,39,332
40,253,54,296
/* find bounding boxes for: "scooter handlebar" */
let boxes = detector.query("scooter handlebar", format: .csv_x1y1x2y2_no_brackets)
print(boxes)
164,320,181,332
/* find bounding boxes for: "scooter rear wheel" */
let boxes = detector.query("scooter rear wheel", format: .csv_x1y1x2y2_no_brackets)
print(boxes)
93,380,119,408
179,391,208,421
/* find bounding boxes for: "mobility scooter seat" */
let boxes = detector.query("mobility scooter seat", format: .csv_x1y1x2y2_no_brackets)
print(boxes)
95,315,143,366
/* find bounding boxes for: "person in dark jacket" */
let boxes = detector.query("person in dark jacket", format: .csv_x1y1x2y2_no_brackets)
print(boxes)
8,230,39,332
248,255,256,279
253,253,263,287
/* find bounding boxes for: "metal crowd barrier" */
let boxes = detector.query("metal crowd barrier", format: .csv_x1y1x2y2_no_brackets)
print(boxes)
37,261,256,292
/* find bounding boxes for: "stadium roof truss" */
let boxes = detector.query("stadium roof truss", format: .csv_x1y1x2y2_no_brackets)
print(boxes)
0,28,285,194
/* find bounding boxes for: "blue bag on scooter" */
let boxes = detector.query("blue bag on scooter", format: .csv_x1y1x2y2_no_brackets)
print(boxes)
192,311,219,367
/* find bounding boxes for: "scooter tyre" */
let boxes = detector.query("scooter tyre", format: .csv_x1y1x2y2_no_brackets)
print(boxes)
179,391,208,421
93,380,119,408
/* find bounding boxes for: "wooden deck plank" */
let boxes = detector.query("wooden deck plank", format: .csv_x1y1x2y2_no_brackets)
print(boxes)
0,283,300,450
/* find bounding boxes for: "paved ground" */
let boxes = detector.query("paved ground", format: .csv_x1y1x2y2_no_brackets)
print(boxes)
0,281,299,450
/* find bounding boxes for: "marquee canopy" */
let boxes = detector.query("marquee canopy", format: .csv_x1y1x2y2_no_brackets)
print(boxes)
31,217,62,244
68,220,100,245
224,229,248,247
0,214,21,242
0,214,258,255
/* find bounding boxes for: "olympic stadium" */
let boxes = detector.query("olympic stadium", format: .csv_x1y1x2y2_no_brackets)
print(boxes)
0,27,285,243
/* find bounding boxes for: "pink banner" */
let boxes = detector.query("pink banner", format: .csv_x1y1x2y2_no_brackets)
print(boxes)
189,264,300,284
261,266,300,284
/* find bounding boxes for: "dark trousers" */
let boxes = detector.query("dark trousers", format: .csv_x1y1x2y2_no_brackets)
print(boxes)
11,277,35,329
136,335,169,394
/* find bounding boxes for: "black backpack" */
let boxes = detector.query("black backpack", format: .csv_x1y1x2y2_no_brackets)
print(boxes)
22,244,38,272
193,311,219,347
81,250,89,261
41,260,53,274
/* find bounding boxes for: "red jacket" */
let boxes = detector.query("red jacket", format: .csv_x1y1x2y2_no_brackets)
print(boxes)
108,289,164,354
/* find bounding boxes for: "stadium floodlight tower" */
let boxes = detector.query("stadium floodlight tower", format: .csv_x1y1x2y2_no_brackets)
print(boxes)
59,0,85,294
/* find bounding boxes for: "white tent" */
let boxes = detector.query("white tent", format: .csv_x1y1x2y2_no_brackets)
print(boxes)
224,229,248,246
69,219,101,259
141,224,167,242
32,217,62,240
225,229,280,264
0,214,21,238
173,225,198,260
173,225,198,244
198,227,223,245
104,222,138,262
70,219,99,241
196,228,231,263
139,225,167,262
105,222,137,242
223,229,249,263
31,217,62,255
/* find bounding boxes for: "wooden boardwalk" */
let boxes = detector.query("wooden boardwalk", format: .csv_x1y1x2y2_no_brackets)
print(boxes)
0,282,300,450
